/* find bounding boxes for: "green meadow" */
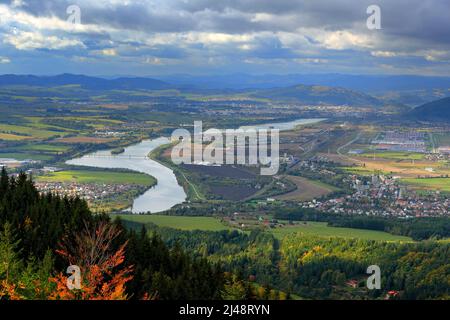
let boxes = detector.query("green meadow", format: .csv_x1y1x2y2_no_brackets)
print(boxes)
36,170,156,186
401,177,450,193
356,151,425,161
115,214,411,241
114,214,234,232
17,143,71,153
270,221,412,241
0,152,53,161
0,123,66,140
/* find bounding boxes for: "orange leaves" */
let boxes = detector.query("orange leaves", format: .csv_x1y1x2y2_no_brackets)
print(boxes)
49,220,134,300
0,279,23,300
49,265,133,300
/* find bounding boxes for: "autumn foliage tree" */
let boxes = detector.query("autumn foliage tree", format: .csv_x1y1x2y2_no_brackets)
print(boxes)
0,169,227,301
49,220,133,300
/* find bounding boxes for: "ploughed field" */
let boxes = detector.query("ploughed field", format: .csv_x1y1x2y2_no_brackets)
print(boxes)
180,164,263,201
275,176,339,201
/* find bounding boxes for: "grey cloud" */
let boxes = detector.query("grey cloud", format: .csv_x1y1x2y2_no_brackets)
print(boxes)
0,0,448,76
5,0,450,45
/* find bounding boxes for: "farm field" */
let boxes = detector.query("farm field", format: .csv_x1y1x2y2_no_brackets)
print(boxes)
36,170,156,185
0,123,69,140
275,176,339,201
341,166,389,175
0,133,28,141
435,132,450,147
0,152,54,161
341,158,450,178
209,185,259,201
270,221,412,241
178,164,262,201
113,214,235,232
401,178,450,193
55,136,117,144
16,143,71,153
114,215,410,241
355,151,425,161
181,164,256,179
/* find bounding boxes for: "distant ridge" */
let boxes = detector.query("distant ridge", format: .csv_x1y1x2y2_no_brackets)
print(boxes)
409,97,450,122
0,74,171,90
156,73,450,92
0,73,388,107
251,84,383,107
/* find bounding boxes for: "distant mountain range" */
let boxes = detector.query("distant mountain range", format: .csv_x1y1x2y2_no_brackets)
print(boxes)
409,97,450,122
3,73,450,93
0,74,171,90
0,73,385,107
156,73,450,93
1,73,448,109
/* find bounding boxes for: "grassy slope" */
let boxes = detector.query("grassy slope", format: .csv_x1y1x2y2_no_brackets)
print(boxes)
0,152,54,161
114,214,234,232
271,221,412,241
401,177,450,193
116,214,411,241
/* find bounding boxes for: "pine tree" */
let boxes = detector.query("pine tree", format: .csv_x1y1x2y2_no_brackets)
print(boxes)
0,167,8,195
0,222,23,299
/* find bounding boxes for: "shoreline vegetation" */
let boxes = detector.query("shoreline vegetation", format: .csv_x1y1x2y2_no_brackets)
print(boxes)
149,142,206,201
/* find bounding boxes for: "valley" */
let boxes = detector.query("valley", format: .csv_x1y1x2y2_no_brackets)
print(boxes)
0,74,449,301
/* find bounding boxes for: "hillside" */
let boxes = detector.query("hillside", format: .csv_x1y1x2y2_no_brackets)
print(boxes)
250,84,383,107
409,97,450,122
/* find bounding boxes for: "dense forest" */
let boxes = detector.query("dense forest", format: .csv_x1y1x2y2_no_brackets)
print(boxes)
0,168,230,300
140,222,450,300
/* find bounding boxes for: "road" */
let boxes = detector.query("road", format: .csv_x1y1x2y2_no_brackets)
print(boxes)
337,131,363,163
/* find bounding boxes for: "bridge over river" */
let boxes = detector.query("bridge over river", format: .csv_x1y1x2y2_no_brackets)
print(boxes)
82,154,150,160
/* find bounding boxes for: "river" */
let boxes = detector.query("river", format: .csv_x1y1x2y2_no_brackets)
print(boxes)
66,137,187,214
239,118,326,131
66,118,325,214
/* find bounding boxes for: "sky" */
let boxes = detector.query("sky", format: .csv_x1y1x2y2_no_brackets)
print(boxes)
0,0,449,76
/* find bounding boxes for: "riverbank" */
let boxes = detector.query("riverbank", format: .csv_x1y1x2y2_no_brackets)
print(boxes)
149,142,206,202
66,137,187,213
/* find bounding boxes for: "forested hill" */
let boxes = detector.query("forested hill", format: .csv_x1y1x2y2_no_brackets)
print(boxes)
0,74,171,91
142,223,450,300
408,97,450,122
0,168,226,300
